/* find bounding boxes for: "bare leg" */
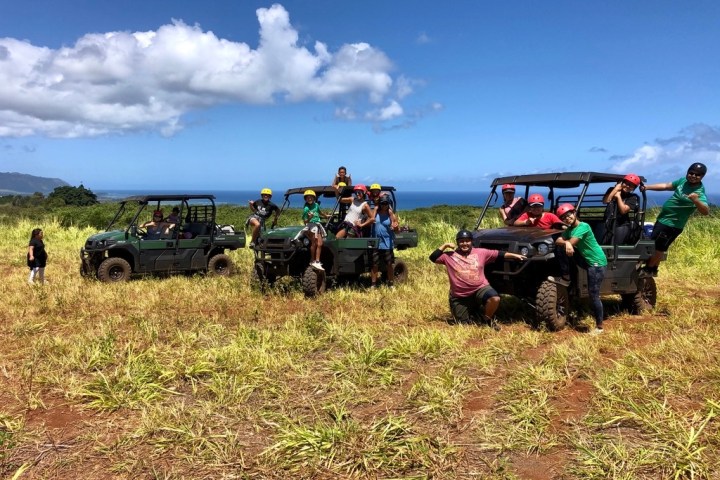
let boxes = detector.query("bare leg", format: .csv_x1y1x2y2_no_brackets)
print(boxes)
484,296,500,318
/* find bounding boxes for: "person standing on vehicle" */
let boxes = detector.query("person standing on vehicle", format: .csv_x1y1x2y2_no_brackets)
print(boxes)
246,188,280,247
555,204,607,335
639,162,710,276
514,194,562,228
370,195,398,288
499,184,526,225
430,229,526,329
296,190,328,270
27,228,48,285
596,174,641,245
332,166,352,191
336,184,374,239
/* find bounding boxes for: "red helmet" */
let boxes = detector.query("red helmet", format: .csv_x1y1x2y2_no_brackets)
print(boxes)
528,193,544,206
623,173,641,187
556,203,576,217
501,184,515,193
353,184,367,194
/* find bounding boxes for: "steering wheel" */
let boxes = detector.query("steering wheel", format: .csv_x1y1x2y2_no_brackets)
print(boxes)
136,226,148,237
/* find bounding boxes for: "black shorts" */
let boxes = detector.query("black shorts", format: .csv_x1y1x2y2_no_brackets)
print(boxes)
651,222,683,252
449,285,499,323
372,249,394,266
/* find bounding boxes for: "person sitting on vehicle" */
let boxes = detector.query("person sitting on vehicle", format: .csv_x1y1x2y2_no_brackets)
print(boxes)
246,188,280,247
430,229,526,329
370,195,399,288
554,203,608,335
595,174,641,245
336,184,374,239
141,210,175,239
513,194,562,228
498,184,527,225
332,166,352,191
294,190,329,270
165,207,181,224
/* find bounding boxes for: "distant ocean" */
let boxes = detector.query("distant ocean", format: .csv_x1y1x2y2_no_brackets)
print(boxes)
95,189,720,211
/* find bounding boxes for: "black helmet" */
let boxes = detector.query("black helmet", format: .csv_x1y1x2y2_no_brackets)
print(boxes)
379,194,392,205
687,162,707,175
456,229,474,241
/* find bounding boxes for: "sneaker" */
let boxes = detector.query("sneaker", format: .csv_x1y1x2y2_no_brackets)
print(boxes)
548,275,570,287
589,328,604,336
312,261,324,271
481,315,501,331
249,242,255,248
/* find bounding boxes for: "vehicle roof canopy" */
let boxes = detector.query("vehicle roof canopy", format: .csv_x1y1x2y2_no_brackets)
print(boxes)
284,186,397,198
491,172,647,189
121,194,216,203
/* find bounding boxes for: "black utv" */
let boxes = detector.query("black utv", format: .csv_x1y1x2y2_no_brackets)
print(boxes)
472,172,658,330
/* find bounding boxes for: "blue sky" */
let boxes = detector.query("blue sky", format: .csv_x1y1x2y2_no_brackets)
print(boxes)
1,0,719,193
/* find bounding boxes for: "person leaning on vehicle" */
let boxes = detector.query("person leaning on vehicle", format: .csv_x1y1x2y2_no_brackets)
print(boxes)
640,162,710,277
430,229,526,330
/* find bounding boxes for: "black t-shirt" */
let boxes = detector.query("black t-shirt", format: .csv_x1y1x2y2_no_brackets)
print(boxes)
603,189,639,226
28,238,47,267
251,199,279,219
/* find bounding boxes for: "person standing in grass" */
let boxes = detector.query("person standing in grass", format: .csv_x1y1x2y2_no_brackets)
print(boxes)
27,228,48,285
370,194,398,288
640,162,710,276
430,229,526,330
554,204,607,335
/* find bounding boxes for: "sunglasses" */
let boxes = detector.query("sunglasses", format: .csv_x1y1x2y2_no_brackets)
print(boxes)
560,211,575,220
687,171,704,177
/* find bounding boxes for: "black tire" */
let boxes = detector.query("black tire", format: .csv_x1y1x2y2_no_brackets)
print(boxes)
621,276,657,314
536,279,569,331
97,257,132,283
208,254,232,276
302,265,327,297
382,260,408,285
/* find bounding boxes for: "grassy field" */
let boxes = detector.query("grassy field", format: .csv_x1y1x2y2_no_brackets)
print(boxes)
1,208,719,479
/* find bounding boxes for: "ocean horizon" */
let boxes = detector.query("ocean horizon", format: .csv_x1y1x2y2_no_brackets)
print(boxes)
94,189,720,211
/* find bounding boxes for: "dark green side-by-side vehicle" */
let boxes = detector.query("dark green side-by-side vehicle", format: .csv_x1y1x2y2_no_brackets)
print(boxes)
252,186,419,296
80,194,245,282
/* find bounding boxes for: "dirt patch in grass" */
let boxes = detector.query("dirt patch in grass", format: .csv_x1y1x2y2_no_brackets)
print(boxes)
510,450,569,480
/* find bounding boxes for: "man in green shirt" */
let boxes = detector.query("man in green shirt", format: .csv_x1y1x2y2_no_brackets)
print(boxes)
640,163,710,276
554,203,608,335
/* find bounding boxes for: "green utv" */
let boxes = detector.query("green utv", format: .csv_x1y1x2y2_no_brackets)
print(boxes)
80,194,245,282
472,172,658,331
252,186,418,296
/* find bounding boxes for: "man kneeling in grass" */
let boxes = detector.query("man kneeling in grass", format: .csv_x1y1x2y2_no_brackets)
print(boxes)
431,229,526,330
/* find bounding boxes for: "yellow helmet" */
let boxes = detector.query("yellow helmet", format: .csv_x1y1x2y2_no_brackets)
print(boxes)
260,188,272,196
338,182,347,187
370,183,381,191
303,189,316,198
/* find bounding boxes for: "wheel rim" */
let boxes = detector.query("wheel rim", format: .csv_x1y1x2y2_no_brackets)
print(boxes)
109,265,125,280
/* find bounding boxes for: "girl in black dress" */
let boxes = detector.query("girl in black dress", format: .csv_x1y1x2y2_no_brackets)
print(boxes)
27,228,47,284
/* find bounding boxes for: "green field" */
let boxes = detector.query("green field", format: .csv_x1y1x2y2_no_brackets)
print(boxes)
1,206,719,479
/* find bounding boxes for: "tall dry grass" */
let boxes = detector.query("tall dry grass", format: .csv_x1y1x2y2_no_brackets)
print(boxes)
1,210,719,479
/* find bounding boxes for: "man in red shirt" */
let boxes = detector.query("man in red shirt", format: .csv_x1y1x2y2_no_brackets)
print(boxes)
431,230,526,329
513,193,562,228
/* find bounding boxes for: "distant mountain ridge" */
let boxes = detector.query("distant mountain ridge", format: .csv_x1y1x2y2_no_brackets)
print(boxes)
0,172,70,195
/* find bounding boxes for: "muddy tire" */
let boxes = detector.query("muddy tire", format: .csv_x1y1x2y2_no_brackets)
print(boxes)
385,260,409,284
97,257,131,283
302,265,326,297
208,254,232,276
621,276,657,314
536,279,569,331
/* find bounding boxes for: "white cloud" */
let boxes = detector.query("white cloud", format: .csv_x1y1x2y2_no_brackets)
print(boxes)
610,124,720,181
0,4,414,138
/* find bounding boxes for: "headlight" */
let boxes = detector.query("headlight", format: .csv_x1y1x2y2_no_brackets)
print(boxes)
536,243,549,255
519,246,530,256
